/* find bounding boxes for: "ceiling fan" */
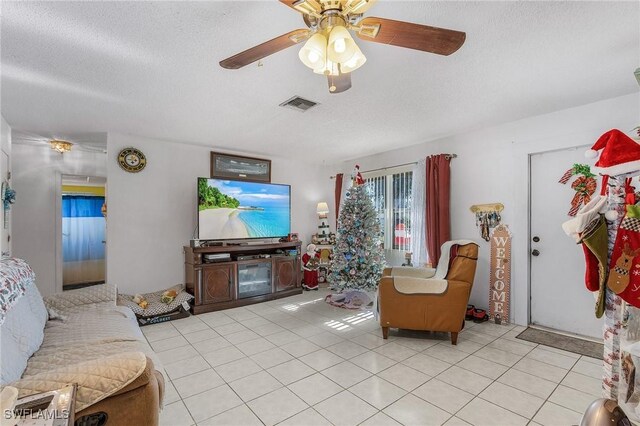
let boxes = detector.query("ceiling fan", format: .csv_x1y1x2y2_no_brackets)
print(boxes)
219,0,466,94
13,131,107,154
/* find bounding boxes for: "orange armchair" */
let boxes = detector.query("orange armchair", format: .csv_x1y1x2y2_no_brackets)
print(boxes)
378,240,479,345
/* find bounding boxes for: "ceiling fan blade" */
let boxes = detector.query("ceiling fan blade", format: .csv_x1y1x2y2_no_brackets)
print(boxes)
220,29,310,69
355,17,465,56
279,0,298,10
328,72,352,94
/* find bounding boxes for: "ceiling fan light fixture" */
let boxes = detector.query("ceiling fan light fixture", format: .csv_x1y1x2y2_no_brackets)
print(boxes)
299,33,327,70
327,25,357,63
340,45,366,73
49,140,73,154
314,59,340,76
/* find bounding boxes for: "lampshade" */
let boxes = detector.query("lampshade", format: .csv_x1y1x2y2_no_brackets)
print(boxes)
340,44,367,73
299,33,327,71
313,59,339,76
327,25,357,63
317,202,329,214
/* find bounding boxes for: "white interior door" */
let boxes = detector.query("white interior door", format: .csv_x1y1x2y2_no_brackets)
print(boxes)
530,146,603,339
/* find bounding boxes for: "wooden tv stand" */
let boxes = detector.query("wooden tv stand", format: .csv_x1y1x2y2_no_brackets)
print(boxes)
184,241,302,314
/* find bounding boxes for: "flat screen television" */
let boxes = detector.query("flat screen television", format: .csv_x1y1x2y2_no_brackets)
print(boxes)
198,178,291,240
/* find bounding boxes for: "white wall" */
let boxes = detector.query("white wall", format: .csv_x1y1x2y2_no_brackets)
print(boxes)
107,133,334,294
0,117,11,256
340,93,640,326
11,143,107,296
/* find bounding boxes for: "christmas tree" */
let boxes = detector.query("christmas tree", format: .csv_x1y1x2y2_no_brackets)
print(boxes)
329,172,385,291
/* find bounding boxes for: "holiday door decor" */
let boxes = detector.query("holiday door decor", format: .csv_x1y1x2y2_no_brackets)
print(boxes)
558,163,597,216
488,224,511,324
328,166,385,292
583,129,640,417
607,203,640,309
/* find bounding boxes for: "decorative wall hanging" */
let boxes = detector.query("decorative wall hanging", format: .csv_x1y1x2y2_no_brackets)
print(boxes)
210,152,271,183
117,147,147,173
470,203,503,241
1,181,15,229
558,163,597,216
488,224,511,324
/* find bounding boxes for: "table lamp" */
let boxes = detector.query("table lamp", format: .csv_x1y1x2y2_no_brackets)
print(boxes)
317,202,330,238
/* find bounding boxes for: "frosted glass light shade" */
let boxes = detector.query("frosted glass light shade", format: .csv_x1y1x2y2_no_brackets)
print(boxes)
313,59,340,76
299,33,327,71
340,44,366,73
317,202,329,214
327,26,357,63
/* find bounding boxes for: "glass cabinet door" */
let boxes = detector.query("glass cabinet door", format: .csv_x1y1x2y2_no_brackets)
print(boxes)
237,261,272,299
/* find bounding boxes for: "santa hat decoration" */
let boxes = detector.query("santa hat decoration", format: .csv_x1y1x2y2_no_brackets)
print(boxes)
585,129,640,177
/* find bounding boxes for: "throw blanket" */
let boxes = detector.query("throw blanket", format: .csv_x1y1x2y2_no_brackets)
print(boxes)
325,290,372,309
392,277,448,295
0,258,35,325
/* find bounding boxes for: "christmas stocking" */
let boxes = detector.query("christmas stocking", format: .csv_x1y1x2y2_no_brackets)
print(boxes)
580,216,608,317
562,195,609,314
607,204,640,308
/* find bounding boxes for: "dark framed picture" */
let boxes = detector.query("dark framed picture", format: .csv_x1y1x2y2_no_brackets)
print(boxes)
210,152,271,183
288,233,299,242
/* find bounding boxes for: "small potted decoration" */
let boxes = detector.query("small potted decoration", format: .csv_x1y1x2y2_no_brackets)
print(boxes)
1,181,16,229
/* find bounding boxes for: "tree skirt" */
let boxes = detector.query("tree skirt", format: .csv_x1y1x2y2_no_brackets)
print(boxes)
325,290,373,310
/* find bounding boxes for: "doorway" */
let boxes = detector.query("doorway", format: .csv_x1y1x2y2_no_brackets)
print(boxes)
529,146,603,339
61,175,106,290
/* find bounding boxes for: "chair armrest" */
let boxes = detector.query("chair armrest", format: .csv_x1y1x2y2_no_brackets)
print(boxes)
43,284,117,312
383,267,436,279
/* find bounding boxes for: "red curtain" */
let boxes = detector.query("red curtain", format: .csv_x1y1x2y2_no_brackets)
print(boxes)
334,173,343,228
426,155,452,265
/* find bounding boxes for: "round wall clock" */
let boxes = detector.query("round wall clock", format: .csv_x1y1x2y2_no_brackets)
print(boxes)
117,147,147,173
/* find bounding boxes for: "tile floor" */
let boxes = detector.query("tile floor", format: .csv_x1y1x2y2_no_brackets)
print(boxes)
146,289,601,426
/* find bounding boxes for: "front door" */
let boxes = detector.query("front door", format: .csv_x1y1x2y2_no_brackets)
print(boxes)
530,146,603,339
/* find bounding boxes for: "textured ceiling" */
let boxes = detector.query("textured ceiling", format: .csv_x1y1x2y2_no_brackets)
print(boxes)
1,1,638,162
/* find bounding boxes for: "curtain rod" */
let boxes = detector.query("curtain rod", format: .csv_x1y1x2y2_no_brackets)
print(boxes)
329,154,457,179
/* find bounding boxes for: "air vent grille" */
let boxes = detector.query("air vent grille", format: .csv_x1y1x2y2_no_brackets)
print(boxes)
279,96,319,112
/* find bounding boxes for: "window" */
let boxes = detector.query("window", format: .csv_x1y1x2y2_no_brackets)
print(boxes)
363,166,413,253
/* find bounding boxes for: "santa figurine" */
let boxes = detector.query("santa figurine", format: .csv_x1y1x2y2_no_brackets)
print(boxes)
302,243,320,291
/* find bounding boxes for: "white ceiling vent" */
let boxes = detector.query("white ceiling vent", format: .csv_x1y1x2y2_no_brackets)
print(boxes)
279,96,319,112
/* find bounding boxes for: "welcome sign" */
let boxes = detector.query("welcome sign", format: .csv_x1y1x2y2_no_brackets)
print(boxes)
489,224,512,324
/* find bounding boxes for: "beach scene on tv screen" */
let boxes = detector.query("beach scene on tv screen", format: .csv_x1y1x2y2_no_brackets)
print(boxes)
198,179,290,239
